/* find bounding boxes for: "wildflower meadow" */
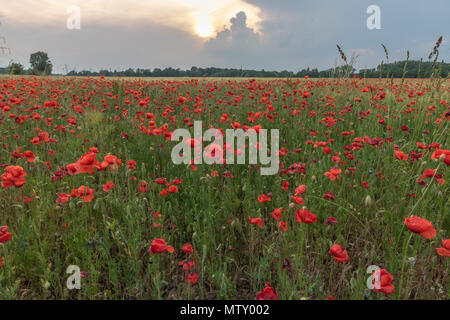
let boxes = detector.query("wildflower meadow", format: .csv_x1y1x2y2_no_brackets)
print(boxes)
0,74,448,300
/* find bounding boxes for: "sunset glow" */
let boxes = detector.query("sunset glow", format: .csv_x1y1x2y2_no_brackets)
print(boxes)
0,0,261,39
195,13,214,37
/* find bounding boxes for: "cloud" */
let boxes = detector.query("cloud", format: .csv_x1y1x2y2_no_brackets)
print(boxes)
205,11,260,57
0,0,261,35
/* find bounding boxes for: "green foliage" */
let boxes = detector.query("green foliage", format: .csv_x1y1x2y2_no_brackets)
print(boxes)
359,60,449,78
29,51,53,76
7,62,25,75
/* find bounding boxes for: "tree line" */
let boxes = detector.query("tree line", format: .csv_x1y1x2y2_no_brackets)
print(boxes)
1,51,448,78
60,61,450,78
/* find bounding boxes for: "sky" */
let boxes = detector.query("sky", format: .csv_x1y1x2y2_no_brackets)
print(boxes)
0,0,448,74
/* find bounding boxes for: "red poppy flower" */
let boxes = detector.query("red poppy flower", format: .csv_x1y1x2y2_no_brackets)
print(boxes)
420,168,436,179
30,137,41,145
1,166,27,188
372,269,395,295
257,194,271,203
72,186,95,203
73,151,98,174
395,150,408,160
294,184,307,195
404,215,436,239
0,226,12,243
211,170,219,177
24,150,36,163
296,209,317,224
323,191,335,200
139,180,148,193
127,160,137,170
179,260,195,271
328,244,349,262
324,167,342,181
102,181,116,192
248,216,263,228
104,155,122,171
271,208,282,221
256,283,278,300
186,272,199,284
431,148,450,165
148,238,174,254
291,196,304,205
56,193,71,203
278,221,288,232
66,163,78,175
23,195,34,203
436,239,450,257
325,216,337,225
155,177,167,185
172,179,183,185
182,243,194,254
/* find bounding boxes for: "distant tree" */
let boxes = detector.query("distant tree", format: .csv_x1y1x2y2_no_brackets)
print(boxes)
7,62,25,75
29,51,53,75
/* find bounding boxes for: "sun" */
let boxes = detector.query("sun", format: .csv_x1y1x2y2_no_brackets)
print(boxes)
195,13,214,38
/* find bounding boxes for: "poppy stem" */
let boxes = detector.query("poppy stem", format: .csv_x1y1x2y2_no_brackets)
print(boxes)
410,158,443,215
307,195,368,231
397,232,413,299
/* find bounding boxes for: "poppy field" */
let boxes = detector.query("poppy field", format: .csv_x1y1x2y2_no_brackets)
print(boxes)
0,75,448,300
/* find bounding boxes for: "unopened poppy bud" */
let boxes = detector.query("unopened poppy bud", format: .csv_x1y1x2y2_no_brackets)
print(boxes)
289,202,295,208
407,257,416,267
43,281,50,289
364,195,372,207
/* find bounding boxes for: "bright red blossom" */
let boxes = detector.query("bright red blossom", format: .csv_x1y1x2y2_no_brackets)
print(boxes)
102,181,116,192
296,209,317,224
436,239,450,257
0,226,12,243
372,269,395,295
1,166,27,188
329,244,349,262
148,238,174,254
404,215,436,239
248,216,263,228
256,283,278,300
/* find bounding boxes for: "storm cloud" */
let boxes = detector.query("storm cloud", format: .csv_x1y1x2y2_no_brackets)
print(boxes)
205,11,261,67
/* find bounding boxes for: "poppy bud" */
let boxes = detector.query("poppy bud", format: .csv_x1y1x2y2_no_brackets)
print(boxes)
364,195,373,207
